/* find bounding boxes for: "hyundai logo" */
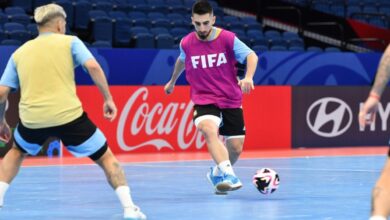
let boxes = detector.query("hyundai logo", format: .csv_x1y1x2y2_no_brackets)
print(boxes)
306,97,352,138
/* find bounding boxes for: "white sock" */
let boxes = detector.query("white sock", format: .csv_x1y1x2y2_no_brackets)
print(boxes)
0,181,9,207
115,185,134,209
218,160,235,176
369,216,387,220
212,166,222,176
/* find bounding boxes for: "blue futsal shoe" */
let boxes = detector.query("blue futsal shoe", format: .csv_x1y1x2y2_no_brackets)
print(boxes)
207,167,228,195
215,173,243,192
224,173,243,190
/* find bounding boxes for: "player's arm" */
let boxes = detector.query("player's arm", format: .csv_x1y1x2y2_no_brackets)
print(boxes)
0,88,11,143
169,58,185,85
359,45,390,127
165,42,186,95
83,60,112,101
244,52,258,83
72,37,117,121
0,56,19,143
371,45,390,98
233,37,258,94
0,86,10,119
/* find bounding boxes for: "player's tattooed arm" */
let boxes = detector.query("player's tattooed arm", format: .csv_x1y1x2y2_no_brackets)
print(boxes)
371,45,390,97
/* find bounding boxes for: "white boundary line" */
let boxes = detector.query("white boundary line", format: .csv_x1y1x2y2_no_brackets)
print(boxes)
21,154,386,168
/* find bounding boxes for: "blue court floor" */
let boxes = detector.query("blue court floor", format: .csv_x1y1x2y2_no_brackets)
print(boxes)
0,155,384,220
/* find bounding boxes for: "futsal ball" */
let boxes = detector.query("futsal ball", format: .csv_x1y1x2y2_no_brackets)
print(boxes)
252,168,280,195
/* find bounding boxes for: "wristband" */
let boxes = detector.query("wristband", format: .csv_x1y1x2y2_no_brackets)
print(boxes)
369,92,380,100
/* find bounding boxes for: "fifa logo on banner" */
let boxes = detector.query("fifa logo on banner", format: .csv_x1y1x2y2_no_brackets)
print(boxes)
191,53,227,69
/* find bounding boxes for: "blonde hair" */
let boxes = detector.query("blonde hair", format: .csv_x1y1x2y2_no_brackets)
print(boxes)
34,3,66,26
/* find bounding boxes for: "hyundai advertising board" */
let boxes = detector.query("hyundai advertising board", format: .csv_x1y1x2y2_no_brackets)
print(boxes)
292,86,390,148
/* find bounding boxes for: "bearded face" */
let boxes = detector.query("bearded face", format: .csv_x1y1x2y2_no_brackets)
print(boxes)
192,13,215,40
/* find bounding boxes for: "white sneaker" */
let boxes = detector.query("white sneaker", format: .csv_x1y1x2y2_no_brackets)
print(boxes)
124,206,147,220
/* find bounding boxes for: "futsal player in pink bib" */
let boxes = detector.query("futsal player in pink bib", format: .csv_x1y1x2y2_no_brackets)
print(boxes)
164,0,258,194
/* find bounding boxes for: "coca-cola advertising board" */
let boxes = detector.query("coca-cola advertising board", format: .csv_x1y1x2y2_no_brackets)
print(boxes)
74,86,291,154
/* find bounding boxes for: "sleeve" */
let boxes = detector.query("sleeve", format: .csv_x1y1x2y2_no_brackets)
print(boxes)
71,37,95,68
0,56,19,91
178,40,186,62
233,36,254,64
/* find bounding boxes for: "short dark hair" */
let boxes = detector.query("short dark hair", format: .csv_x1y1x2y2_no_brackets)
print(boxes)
192,0,213,15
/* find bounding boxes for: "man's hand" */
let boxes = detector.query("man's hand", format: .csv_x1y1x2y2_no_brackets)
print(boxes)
0,120,11,143
164,81,175,95
103,99,117,122
238,77,254,94
359,96,380,128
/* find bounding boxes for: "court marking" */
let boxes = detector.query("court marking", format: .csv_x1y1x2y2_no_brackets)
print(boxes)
1,148,383,220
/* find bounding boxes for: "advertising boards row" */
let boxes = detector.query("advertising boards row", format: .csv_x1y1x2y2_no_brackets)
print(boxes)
2,86,389,157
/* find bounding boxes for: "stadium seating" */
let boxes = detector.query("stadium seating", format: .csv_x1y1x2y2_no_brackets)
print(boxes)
0,0,311,51
4,6,25,15
8,29,31,43
12,0,33,13
155,33,174,48
1,39,22,45
9,14,31,26
91,16,113,43
133,32,154,48
92,40,112,47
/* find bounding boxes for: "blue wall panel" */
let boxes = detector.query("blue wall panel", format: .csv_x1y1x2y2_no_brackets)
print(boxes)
0,47,382,86
255,52,381,85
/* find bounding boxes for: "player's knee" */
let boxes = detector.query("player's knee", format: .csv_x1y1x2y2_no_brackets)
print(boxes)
198,124,218,139
231,143,243,155
11,145,28,158
227,139,244,154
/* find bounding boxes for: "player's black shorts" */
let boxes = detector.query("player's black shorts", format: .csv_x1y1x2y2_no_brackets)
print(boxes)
193,104,245,136
14,112,107,160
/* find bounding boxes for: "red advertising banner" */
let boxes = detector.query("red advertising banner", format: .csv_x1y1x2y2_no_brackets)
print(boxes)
74,86,291,155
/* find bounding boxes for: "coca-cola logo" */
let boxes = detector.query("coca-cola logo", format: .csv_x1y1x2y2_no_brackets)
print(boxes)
117,87,205,151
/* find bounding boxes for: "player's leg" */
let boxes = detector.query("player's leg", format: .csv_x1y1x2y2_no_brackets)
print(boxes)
0,145,26,207
196,115,229,194
221,107,245,166
0,123,46,207
216,107,245,191
197,120,228,164
0,145,26,184
194,105,227,193
194,105,226,164
194,105,240,193
61,113,146,220
93,146,146,220
225,137,244,165
369,157,390,220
